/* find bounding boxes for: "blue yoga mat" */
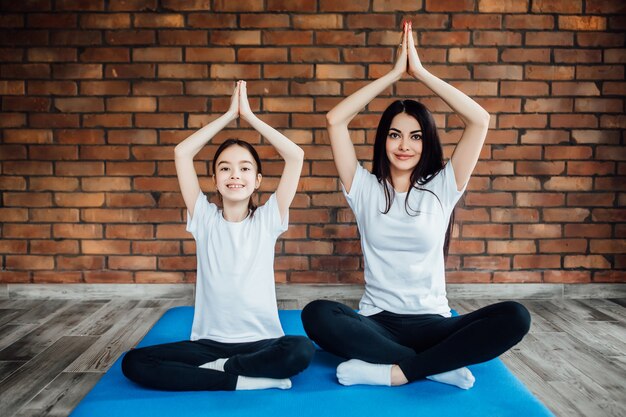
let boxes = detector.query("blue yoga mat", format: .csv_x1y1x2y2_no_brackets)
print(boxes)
70,307,554,417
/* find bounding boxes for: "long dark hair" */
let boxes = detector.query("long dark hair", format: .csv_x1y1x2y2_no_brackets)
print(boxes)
211,139,263,215
371,99,455,258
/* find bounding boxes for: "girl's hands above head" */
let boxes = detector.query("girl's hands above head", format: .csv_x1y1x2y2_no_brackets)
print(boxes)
227,81,240,119
238,80,254,121
391,21,409,79
407,22,425,78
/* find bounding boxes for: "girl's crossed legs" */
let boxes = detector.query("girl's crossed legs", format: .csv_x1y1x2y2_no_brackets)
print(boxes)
122,335,314,391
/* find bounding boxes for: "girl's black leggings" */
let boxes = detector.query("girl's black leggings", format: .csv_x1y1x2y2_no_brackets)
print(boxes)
301,300,530,382
121,335,315,391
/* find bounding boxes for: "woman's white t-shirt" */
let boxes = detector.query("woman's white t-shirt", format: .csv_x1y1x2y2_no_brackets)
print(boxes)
186,193,287,343
343,162,466,318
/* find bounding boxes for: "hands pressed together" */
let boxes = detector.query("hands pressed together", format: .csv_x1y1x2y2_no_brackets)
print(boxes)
227,80,254,121
393,21,425,80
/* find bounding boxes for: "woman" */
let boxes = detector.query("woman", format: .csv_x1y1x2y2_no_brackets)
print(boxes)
301,23,530,389
122,81,314,391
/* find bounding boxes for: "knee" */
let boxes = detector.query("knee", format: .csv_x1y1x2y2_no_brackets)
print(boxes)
301,299,345,335
121,349,143,381
281,336,315,374
302,299,335,323
501,301,531,341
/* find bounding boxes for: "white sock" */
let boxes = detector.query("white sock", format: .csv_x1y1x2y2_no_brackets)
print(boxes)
235,376,292,390
336,359,392,386
426,367,475,389
199,358,228,372
200,358,291,390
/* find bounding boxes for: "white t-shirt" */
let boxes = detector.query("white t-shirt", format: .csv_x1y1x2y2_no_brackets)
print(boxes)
343,162,466,318
186,193,288,343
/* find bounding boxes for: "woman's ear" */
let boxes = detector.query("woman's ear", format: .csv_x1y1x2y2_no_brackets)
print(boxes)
255,173,262,189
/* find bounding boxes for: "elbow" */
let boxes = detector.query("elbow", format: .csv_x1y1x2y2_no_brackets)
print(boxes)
174,144,187,159
325,111,340,128
285,146,305,170
174,143,182,157
468,111,490,131
283,143,304,164
293,146,305,163
479,111,491,128
326,110,350,130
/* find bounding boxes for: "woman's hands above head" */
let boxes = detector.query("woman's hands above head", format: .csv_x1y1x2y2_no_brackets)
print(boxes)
391,21,409,80
390,21,426,80
406,22,425,78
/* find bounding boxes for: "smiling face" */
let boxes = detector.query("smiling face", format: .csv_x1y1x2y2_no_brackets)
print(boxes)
385,112,423,175
213,145,262,204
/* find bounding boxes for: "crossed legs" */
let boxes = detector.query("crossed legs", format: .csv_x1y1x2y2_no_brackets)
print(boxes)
121,335,314,391
301,300,530,388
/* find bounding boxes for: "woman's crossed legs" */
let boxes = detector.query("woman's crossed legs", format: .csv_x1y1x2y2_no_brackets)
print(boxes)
301,300,530,389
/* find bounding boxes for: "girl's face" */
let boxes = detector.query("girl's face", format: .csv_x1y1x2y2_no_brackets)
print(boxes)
385,112,423,174
213,145,262,204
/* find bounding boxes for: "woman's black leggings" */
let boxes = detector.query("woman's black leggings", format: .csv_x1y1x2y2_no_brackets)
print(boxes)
121,335,315,391
301,300,530,382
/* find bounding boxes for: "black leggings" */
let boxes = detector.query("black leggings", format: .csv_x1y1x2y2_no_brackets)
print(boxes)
121,335,315,391
301,300,530,382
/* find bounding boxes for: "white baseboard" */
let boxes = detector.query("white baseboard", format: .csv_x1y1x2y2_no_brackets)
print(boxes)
1,283,624,300
3,283,194,300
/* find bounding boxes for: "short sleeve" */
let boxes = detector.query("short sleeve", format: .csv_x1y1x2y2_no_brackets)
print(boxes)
341,163,368,213
255,193,288,238
430,162,467,213
185,192,218,239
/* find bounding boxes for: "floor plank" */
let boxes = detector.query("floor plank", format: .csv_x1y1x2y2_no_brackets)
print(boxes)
10,300,70,325
607,298,626,309
581,299,626,322
0,301,105,361
547,333,625,402
14,372,102,417
0,360,26,383
0,299,46,311
502,351,580,417
0,324,38,352
0,336,97,417
0,310,22,327
69,299,140,337
67,307,163,373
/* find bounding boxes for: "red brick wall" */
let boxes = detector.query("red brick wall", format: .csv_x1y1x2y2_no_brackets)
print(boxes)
0,0,624,285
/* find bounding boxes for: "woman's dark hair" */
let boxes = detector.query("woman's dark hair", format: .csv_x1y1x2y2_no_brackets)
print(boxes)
372,99,454,258
211,139,262,215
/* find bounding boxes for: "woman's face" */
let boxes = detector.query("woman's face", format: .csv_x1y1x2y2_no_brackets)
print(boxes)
385,112,423,174
213,145,261,204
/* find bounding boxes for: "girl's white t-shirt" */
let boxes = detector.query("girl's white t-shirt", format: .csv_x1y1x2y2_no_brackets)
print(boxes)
343,162,466,318
186,193,287,343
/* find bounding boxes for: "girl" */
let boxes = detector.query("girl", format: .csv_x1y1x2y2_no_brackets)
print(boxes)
301,23,530,389
122,81,314,391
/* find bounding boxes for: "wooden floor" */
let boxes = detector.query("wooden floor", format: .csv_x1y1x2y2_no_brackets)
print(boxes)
0,297,624,417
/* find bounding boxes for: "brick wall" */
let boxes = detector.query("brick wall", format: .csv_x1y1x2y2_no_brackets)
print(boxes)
0,0,624,285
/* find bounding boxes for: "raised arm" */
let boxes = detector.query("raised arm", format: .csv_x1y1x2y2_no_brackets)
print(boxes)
326,22,410,193
407,22,490,190
174,82,239,218
239,81,304,222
